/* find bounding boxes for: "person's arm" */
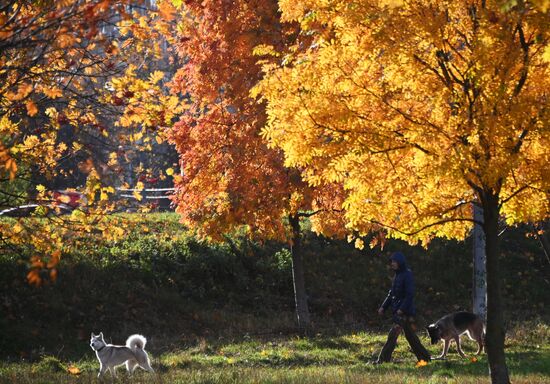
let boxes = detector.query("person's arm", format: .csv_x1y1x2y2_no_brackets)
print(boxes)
399,272,415,313
380,289,392,312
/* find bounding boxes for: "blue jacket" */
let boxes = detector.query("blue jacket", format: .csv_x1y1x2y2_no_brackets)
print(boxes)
381,252,416,316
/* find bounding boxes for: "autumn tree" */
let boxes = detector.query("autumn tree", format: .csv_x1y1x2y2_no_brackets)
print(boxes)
104,1,184,196
257,1,549,382
167,0,346,330
0,0,181,284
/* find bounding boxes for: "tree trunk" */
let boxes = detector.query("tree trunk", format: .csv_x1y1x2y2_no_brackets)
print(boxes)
534,221,550,264
482,193,510,384
473,203,487,319
289,214,311,333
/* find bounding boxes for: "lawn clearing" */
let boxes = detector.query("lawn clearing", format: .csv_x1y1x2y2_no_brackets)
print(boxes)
1,330,548,384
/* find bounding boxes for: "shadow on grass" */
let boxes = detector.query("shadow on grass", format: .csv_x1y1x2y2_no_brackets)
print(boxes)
308,336,362,352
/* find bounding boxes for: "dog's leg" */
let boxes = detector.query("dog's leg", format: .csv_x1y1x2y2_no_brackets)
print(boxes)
141,361,154,373
455,336,466,357
475,339,483,355
435,339,450,360
98,363,108,377
473,324,485,355
139,353,154,372
475,331,484,355
127,359,138,374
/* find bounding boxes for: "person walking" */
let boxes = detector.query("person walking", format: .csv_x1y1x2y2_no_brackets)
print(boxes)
375,251,431,363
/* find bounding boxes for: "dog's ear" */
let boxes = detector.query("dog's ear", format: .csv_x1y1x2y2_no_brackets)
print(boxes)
99,332,104,338
91,332,95,338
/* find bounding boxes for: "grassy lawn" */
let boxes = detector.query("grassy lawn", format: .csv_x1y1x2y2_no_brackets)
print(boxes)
1,330,548,384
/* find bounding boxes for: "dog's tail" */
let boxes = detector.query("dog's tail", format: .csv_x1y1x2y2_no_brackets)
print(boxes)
126,334,147,350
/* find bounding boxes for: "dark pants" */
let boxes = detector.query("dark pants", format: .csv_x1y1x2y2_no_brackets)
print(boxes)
377,316,431,363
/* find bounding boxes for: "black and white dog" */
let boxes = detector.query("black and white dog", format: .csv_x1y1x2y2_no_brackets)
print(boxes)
426,312,485,359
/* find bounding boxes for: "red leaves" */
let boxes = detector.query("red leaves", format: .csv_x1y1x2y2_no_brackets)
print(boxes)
56,113,69,125
112,96,125,106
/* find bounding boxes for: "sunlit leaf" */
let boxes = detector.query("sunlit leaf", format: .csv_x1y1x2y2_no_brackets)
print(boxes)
42,86,63,99
25,100,38,116
67,366,81,375
416,360,428,368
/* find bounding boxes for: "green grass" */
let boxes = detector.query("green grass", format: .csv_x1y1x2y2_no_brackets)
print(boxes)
1,329,548,384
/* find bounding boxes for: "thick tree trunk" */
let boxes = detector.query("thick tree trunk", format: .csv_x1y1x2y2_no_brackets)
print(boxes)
472,203,487,319
482,193,510,384
289,214,311,333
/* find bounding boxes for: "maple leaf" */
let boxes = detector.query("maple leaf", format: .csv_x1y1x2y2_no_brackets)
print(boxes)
25,100,38,116
42,86,63,99
158,1,177,21
149,70,165,84
416,360,428,368
27,269,42,287
67,365,81,375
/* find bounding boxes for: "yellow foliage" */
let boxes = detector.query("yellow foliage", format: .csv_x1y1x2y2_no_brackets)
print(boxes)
149,70,165,84
0,0,162,286
258,0,550,245
133,190,143,201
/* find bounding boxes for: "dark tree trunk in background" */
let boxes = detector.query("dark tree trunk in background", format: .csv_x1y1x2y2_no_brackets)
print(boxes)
482,192,511,384
289,214,311,333
534,221,550,264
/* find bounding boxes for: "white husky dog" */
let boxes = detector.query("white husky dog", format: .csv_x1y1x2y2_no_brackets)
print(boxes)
90,332,154,377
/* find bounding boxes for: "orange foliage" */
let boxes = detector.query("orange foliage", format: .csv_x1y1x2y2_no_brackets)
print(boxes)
167,0,347,241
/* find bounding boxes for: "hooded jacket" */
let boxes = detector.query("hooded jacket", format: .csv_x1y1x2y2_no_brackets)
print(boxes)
380,252,416,316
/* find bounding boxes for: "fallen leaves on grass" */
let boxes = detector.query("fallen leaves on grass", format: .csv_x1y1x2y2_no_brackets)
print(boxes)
67,366,81,375
416,360,428,368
